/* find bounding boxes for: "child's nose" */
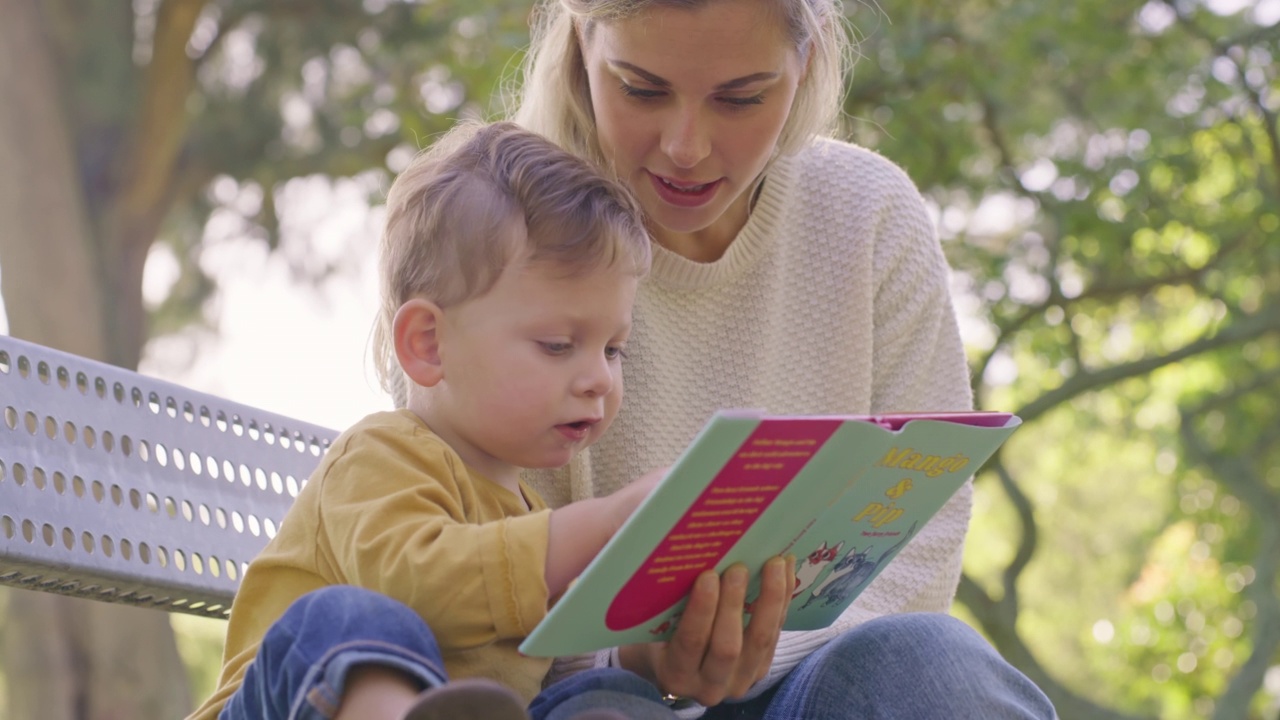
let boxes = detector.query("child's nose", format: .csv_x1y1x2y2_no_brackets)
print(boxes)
575,354,614,398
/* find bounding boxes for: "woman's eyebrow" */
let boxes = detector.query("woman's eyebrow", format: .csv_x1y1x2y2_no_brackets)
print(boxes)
608,60,778,91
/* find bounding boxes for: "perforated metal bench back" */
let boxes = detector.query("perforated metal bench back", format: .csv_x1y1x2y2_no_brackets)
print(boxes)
0,335,338,618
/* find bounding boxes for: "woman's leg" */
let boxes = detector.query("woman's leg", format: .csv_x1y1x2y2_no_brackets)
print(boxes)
708,613,1056,720
220,586,451,720
529,668,677,720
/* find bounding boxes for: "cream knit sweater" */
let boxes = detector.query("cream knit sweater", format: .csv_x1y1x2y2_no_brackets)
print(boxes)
528,137,974,712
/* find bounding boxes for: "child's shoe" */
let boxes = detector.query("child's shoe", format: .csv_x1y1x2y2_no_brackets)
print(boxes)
402,678,530,720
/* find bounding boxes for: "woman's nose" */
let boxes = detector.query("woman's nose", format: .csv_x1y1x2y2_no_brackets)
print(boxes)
661,105,711,170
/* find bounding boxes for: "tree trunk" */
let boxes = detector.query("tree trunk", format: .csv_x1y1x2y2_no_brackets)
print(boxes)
0,1,193,718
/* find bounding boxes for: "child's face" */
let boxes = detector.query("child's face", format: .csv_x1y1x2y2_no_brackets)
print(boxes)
425,257,637,481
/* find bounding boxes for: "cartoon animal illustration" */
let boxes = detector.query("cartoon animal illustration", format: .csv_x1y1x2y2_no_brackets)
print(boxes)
801,522,919,610
792,540,844,599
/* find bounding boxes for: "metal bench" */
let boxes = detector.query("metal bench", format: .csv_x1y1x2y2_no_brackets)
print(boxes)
0,334,338,618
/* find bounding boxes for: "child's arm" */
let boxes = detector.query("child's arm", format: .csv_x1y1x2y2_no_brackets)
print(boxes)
544,466,666,598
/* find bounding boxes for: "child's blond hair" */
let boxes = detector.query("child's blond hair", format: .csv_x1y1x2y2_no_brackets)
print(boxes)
372,121,651,407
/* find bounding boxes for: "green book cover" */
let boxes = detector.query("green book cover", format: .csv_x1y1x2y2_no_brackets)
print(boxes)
519,409,1021,657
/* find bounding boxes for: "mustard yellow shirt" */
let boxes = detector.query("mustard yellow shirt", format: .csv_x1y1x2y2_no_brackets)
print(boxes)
190,410,553,719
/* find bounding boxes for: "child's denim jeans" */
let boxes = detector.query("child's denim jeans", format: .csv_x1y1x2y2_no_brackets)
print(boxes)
218,585,1054,720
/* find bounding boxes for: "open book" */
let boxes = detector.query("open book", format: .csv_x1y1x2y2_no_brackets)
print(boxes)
519,409,1021,657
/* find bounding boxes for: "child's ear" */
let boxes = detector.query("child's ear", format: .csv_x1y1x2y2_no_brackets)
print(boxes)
393,298,446,388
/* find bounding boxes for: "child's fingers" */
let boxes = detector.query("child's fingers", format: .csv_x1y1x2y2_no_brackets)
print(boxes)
659,569,720,691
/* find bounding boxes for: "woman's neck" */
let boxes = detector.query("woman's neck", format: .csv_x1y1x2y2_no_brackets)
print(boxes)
649,178,761,263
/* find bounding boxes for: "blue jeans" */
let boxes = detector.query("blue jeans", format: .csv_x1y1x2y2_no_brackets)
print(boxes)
220,587,1052,720
703,613,1056,719
218,586,675,720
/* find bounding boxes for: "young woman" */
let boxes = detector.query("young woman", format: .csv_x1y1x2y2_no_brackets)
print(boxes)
511,1,1058,717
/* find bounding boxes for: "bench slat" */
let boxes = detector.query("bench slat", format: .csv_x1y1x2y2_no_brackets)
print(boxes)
0,336,337,618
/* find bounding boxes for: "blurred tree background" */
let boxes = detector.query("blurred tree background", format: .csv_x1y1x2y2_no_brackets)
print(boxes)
0,0,1276,718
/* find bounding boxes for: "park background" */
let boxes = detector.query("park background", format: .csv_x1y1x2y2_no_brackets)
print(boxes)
0,0,1277,717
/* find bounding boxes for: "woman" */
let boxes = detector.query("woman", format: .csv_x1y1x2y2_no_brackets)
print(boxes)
512,0,1058,718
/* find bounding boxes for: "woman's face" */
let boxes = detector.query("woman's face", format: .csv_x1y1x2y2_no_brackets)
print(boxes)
579,0,804,261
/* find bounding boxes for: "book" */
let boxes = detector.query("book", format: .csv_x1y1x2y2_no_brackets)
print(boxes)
518,409,1022,657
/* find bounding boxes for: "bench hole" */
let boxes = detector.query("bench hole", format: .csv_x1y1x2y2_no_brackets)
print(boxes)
81,531,94,554
83,425,96,449
198,503,211,525
287,475,299,497
215,507,227,529
103,431,115,454
4,406,16,430
154,443,167,467
231,511,244,534
264,517,277,539
53,471,66,495
138,542,151,564
73,475,86,498
91,481,105,503
120,434,132,458
263,424,276,445
13,463,26,487
165,396,178,419
139,440,150,463
76,371,89,394
109,381,121,402
129,489,141,509
0,350,8,374
44,416,57,439
199,406,211,427
24,411,37,435
309,437,323,456
164,496,177,518
216,411,228,432
1,515,14,539
271,472,283,495
206,456,219,479
101,535,114,557
248,514,261,537
131,387,143,409
173,549,186,572
63,421,76,445
255,468,267,490
248,421,261,441
37,361,51,384
148,392,161,414
0,459,5,484
156,546,169,568
181,500,193,522
189,451,201,475
191,552,203,575
239,464,251,487
32,466,46,491
57,366,70,389
21,519,35,543
183,401,195,423
222,460,234,481
225,559,238,580
172,448,185,471
17,355,31,378
61,527,74,550
110,484,123,506
42,523,55,547
121,538,133,561
209,555,221,577
231,416,244,437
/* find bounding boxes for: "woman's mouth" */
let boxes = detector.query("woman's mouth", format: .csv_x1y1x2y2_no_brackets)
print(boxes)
649,172,720,208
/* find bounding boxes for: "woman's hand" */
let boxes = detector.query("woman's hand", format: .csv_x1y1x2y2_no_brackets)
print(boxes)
619,554,795,707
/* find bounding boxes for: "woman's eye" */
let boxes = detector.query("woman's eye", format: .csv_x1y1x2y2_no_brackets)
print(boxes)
720,94,766,108
619,83,664,100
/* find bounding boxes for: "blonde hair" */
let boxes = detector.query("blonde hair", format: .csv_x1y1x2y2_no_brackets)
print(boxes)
372,120,651,405
509,0,852,167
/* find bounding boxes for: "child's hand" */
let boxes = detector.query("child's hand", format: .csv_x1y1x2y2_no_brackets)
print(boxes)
606,466,668,533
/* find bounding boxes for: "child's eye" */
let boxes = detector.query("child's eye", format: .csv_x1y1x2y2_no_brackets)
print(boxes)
619,83,664,101
604,345,629,361
539,341,572,355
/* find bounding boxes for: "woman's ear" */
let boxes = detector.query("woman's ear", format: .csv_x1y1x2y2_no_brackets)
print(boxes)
393,298,446,389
